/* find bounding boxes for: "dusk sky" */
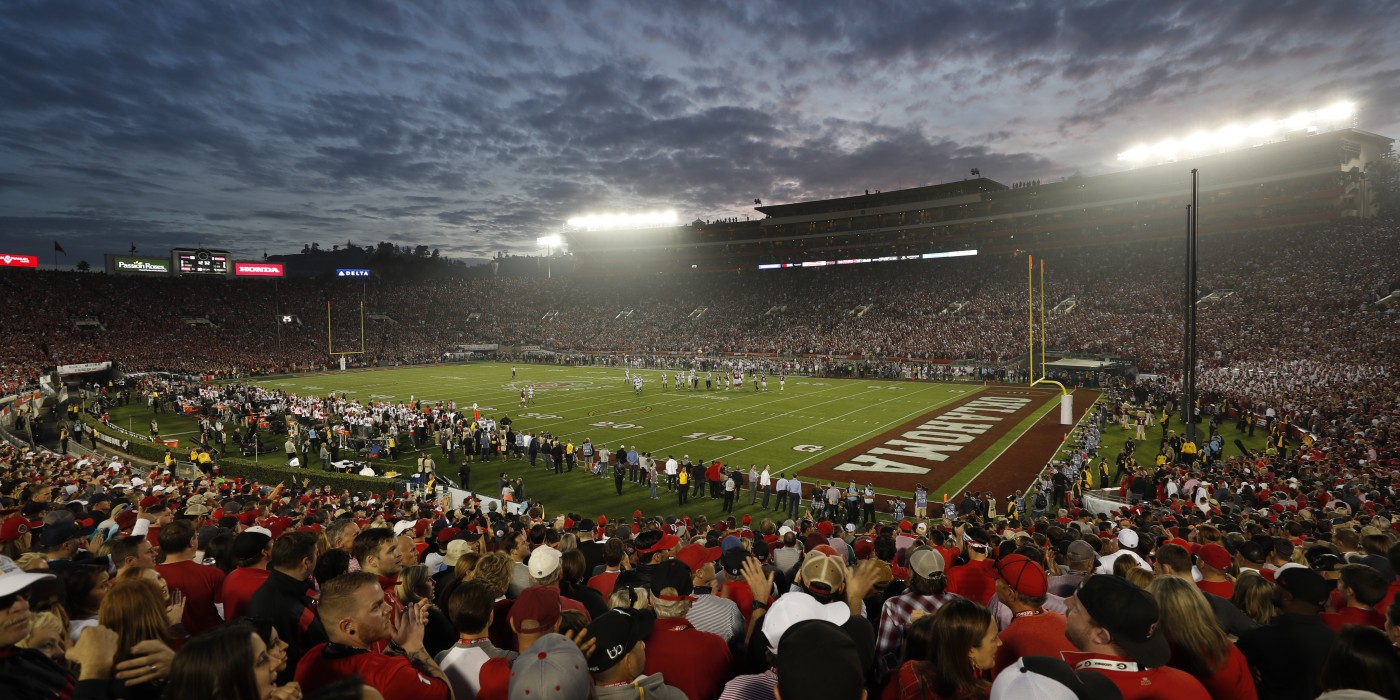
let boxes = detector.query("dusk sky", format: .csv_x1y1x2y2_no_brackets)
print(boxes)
2,1,1398,268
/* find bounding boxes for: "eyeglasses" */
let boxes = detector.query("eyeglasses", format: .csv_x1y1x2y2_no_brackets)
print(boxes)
0,589,31,611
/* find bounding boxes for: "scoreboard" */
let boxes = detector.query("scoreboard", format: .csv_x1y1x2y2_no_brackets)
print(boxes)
172,248,230,276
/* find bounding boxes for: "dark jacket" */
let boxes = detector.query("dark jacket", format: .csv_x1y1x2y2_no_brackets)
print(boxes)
245,569,328,684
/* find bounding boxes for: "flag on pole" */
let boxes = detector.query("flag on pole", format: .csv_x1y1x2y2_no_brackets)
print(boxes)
53,241,65,254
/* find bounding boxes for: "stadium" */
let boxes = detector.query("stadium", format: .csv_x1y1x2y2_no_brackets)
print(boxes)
4,103,1400,697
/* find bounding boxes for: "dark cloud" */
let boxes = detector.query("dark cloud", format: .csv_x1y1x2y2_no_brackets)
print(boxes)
0,1,1393,267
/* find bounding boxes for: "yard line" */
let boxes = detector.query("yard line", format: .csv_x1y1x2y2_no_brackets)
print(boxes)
701,384,965,465
651,384,937,455
527,383,854,440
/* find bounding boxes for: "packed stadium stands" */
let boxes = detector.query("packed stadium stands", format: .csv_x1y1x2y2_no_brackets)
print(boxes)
3,221,1396,412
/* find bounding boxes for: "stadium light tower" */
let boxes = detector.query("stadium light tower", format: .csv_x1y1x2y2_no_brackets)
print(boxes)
1117,101,1356,165
537,234,563,278
565,211,678,231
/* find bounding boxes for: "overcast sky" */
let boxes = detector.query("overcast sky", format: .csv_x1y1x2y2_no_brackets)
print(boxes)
2,0,1397,267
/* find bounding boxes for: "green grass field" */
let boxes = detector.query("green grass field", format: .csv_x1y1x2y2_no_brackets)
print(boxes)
103,363,1063,522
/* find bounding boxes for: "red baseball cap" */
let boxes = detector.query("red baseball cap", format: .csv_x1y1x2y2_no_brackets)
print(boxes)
994,554,1048,598
676,543,722,572
0,515,29,543
636,533,680,555
1197,543,1231,571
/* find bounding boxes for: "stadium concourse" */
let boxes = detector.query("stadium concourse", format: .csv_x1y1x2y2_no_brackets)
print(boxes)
1,220,1399,700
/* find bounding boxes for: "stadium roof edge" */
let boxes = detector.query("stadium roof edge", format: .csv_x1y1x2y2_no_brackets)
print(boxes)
754,178,1008,219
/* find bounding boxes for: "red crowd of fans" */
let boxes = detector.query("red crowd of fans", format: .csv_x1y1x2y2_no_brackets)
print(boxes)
0,219,1397,699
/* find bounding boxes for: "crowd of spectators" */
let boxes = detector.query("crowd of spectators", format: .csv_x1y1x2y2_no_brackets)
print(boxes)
0,220,1397,699
2,221,1395,410
3,373,1400,700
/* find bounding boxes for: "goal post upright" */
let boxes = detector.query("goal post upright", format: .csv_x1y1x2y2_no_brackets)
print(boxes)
1027,254,1071,426
327,297,367,358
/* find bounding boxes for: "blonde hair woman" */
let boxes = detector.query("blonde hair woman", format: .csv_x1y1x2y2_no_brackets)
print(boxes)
1149,576,1257,700
1231,572,1277,625
19,610,68,663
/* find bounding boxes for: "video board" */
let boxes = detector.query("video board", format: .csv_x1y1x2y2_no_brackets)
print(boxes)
172,248,231,276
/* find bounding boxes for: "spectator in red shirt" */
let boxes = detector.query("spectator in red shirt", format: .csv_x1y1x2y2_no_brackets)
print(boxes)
155,519,225,635
1064,574,1210,700
585,538,626,598
1320,563,1388,632
293,571,450,698
351,527,405,617
221,528,272,623
945,527,997,605
991,554,1074,675
644,559,732,700
1194,544,1234,599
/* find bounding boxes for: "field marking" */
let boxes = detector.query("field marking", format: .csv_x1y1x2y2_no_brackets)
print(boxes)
531,382,857,443
781,387,994,473
249,365,846,444
949,393,1063,489
702,384,968,467
245,365,973,470
651,383,947,456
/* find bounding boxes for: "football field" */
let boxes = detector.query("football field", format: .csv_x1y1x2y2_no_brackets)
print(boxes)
230,362,1080,519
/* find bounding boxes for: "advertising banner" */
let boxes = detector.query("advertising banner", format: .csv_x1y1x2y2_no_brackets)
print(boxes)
95,431,130,450
107,255,172,274
57,362,113,376
0,253,39,268
234,261,285,277
336,268,371,277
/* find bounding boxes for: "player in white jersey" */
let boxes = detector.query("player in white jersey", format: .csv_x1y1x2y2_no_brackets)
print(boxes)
527,385,535,403
661,372,668,389
633,376,643,394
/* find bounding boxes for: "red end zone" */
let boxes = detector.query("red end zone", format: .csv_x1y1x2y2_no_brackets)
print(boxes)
800,386,1084,495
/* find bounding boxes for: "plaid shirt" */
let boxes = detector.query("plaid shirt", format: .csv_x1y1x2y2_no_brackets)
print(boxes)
876,590,960,661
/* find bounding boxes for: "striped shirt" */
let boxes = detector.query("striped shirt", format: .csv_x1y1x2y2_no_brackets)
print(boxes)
687,593,744,644
718,668,777,700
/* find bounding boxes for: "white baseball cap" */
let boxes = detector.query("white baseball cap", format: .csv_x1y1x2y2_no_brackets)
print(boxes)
528,545,563,580
990,656,1121,699
1117,529,1140,549
762,590,849,654
0,555,57,599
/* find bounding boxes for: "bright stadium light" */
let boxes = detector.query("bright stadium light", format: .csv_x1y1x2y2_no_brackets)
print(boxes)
1319,101,1355,122
1184,131,1212,152
1216,124,1244,147
537,234,562,247
565,211,678,231
1116,100,1357,164
1247,119,1277,138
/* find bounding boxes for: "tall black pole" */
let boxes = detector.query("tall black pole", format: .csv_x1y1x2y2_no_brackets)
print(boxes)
1182,170,1199,443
